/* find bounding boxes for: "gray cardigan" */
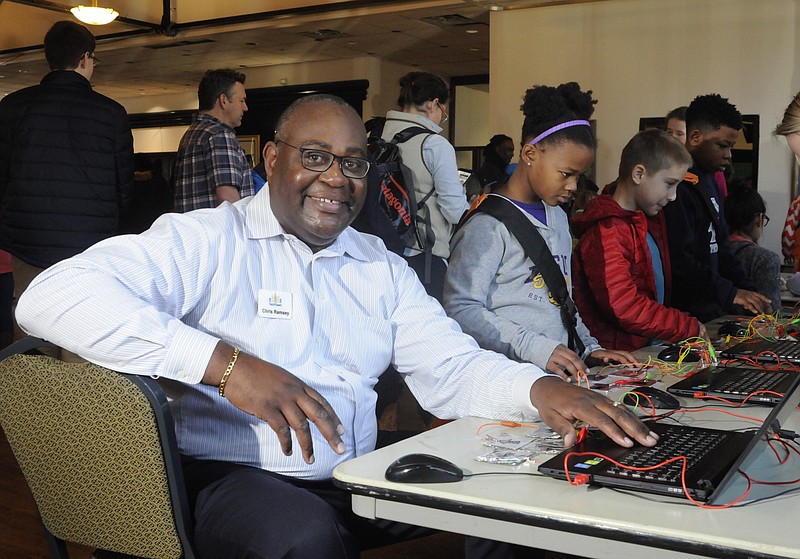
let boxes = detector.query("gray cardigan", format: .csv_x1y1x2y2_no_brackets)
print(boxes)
730,238,781,311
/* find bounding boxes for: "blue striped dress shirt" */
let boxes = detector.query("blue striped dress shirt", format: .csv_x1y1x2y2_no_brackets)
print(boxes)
18,189,545,479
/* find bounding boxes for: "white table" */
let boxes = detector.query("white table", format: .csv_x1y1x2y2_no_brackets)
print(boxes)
334,397,800,558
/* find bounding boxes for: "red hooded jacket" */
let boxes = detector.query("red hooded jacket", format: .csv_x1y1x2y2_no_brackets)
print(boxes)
571,195,700,351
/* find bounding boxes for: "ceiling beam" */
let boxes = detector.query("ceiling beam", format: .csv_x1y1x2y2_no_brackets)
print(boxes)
1,0,465,58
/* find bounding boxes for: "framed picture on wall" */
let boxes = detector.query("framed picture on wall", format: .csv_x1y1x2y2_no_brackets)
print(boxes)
238,135,260,167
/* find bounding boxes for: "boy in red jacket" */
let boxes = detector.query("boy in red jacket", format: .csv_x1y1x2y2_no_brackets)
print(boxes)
571,129,706,351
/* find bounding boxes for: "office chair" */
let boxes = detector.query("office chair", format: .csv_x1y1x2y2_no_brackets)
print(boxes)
0,337,196,559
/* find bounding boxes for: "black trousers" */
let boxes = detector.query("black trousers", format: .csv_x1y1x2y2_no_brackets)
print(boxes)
0,272,12,348
181,447,535,558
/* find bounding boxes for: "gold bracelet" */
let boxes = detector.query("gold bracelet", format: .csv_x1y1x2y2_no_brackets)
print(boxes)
218,347,240,398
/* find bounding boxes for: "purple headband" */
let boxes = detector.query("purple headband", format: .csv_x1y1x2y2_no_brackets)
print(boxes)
528,119,591,145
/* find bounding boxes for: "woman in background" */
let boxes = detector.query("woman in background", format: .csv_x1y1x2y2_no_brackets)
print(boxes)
381,72,468,303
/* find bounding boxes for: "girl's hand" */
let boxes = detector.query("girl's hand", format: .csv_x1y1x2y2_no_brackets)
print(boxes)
546,344,588,379
585,349,636,368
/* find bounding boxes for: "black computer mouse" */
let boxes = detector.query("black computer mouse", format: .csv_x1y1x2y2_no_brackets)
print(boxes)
384,453,465,483
622,386,681,410
657,344,701,363
717,320,747,337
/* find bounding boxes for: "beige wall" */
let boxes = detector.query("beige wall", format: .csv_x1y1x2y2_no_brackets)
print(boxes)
454,84,489,147
122,0,800,252
491,0,800,254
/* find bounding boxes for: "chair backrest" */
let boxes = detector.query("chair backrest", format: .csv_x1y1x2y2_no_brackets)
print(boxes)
0,337,195,559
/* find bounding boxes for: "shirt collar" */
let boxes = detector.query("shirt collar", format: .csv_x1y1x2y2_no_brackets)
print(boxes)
42,70,92,89
243,187,371,262
197,112,233,131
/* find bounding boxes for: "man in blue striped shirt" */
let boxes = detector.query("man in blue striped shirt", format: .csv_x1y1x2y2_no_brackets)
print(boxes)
18,94,656,559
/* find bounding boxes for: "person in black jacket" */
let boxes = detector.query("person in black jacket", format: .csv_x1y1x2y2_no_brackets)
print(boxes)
662,94,770,322
0,20,134,340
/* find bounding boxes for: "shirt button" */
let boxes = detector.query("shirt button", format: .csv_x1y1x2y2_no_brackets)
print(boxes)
177,371,187,379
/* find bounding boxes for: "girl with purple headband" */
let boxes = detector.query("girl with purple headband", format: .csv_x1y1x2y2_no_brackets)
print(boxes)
444,83,636,380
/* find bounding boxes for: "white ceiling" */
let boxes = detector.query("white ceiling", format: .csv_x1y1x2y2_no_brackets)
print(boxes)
0,0,600,99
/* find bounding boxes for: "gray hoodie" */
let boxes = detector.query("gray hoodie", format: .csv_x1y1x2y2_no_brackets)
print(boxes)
444,195,600,370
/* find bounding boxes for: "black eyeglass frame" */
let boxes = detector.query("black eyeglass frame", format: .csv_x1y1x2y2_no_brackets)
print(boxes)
762,213,770,227
275,139,370,179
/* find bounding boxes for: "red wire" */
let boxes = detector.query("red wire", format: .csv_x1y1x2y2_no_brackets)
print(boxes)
732,353,800,371
676,406,764,423
562,450,751,509
766,437,792,465
474,420,539,435
749,439,800,481
623,390,780,420
621,391,658,416
691,390,785,407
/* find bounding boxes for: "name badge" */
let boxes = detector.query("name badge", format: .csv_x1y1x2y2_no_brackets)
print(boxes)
258,289,293,319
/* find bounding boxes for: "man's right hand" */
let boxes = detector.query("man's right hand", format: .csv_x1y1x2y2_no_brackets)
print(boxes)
202,343,345,465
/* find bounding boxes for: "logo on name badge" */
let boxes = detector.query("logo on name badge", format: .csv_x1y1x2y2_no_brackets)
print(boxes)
258,289,292,319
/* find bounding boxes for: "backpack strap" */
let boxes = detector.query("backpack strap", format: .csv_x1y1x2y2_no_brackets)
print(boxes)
391,126,431,145
463,195,586,356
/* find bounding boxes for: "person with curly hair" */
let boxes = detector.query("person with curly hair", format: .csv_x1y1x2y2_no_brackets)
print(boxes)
662,94,771,321
444,83,635,382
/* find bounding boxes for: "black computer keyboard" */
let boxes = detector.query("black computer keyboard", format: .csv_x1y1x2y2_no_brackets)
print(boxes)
604,426,727,483
715,370,787,395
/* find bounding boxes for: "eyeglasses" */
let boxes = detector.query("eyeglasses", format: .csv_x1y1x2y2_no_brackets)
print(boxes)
762,213,770,226
275,140,370,179
88,53,100,66
437,101,449,124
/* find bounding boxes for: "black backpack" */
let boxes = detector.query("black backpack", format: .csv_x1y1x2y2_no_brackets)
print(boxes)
351,118,433,255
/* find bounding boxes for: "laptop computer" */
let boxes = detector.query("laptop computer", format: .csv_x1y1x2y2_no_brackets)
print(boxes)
666,366,795,405
538,374,800,503
721,338,800,364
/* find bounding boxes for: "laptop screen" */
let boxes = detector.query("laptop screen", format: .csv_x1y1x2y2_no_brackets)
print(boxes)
707,373,800,504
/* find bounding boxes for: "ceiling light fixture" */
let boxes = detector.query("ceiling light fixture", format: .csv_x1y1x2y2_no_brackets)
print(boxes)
71,0,119,26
